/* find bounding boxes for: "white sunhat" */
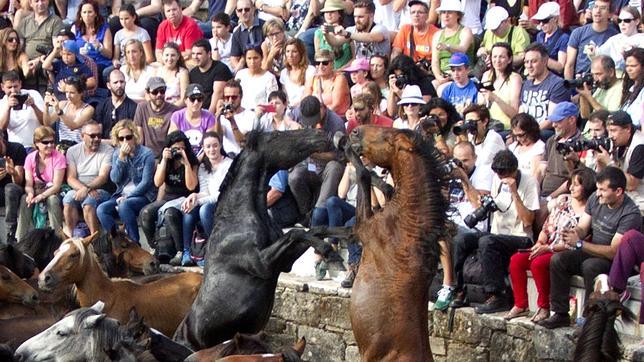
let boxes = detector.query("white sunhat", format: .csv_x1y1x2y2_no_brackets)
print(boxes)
532,2,560,20
397,85,426,105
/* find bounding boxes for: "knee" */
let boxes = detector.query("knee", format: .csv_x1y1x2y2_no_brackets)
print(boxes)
46,195,61,207
165,208,181,223
82,204,96,215
326,196,342,209
288,168,305,186
139,204,156,221
549,252,565,270
5,183,22,198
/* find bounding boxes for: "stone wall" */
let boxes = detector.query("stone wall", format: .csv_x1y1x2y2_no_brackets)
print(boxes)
266,274,643,362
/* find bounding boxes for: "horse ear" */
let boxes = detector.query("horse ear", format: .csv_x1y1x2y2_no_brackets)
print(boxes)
82,232,100,246
83,313,106,328
90,301,105,312
128,307,141,323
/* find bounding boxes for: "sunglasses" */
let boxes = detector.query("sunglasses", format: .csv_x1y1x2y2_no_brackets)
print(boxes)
538,17,552,24
402,103,419,107
65,76,80,83
188,96,204,103
85,133,101,139
7,37,19,43
224,95,239,100
39,139,55,145
149,88,166,96
236,7,251,12
314,60,331,66
617,18,634,23
118,135,134,141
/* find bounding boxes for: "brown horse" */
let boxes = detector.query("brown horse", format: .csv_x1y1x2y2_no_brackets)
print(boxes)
185,333,306,362
38,233,203,336
343,126,449,361
0,265,38,307
109,228,159,276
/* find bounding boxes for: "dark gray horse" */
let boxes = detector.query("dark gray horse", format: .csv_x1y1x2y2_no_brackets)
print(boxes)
174,129,344,350
0,244,36,279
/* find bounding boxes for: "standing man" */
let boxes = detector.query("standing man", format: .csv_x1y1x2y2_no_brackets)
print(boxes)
230,0,265,73
0,133,26,244
391,0,439,63
0,71,45,152
133,77,179,157
189,39,233,115
63,122,114,236
95,69,138,138
156,0,204,64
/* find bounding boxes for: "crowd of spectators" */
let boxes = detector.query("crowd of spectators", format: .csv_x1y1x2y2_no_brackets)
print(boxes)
0,0,642,326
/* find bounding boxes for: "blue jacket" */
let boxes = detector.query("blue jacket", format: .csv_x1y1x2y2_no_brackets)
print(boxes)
110,145,157,202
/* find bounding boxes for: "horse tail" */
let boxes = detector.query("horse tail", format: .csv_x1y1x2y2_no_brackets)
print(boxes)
574,298,624,362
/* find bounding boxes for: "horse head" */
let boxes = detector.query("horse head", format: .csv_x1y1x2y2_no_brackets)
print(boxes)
39,232,99,292
111,228,159,276
0,265,38,307
0,244,37,279
346,126,423,169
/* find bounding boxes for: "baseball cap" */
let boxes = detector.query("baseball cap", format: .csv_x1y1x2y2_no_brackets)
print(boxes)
300,96,322,127
607,111,633,127
186,84,204,98
61,40,84,64
146,77,166,91
57,28,76,39
448,52,469,67
484,6,509,30
532,2,560,20
548,102,579,122
344,58,370,72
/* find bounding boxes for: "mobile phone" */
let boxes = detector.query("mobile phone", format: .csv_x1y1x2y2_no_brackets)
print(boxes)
0,158,5,168
324,24,335,33
260,104,276,112
12,94,28,111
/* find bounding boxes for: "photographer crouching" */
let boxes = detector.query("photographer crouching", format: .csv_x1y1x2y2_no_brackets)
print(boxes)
455,104,506,168
451,150,541,313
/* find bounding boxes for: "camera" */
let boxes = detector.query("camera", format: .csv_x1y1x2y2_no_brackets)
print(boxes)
395,74,408,89
416,59,431,72
453,120,478,136
475,81,495,92
36,44,53,56
563,73,594,89
555,136,613,155
12,94,28,111
324,24,335,33
441,158,463,174
222,103,234,112
170,148,183,160
464,195,498,229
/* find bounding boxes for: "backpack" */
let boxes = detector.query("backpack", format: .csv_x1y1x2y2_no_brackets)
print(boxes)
462,251,487,304
190,227,208,262
154,225,175,263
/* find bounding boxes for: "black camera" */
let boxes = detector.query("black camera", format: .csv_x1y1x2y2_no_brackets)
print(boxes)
12,94,28,111
416,58,431,72
475,81,495,92
441,158,463,174
222,103,234,112
563,73,594,89
395,74,408,89
464,195,498,229
170,148,183,160
556,136,613,155
36,44,53,56
453,120,478,136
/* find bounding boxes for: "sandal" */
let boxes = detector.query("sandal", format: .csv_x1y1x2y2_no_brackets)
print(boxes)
504,306,529,321
530,308,550,323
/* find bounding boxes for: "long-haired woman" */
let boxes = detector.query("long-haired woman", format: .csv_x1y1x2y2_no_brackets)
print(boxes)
508,113,545,181
112,4,154,69
72,0,113,80
235,46,279,111
153,42,189,107
43,76,95,149
280,38,315,108
121,39,154,103
0,28,30,78
480,42,522,130
620,47,644,126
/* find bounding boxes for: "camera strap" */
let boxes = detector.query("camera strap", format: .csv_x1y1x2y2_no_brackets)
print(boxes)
409,26,416,61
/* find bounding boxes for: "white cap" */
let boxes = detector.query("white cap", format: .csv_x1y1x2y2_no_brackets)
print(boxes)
532,2,560,20
397,85,426,105
484,6,509,30
436,0,464,13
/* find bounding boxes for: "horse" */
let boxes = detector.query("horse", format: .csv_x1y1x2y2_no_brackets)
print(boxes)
341,126,449,360
184,333,305,361
0,244,36,279
14,301,157,362
174,129,345,350
93,227,160,277
15,228,65,272
0,315,58,350
38,233,203,337
0,265,38,307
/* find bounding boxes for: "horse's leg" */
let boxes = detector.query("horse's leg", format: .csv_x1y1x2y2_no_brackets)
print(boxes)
345,147,373,225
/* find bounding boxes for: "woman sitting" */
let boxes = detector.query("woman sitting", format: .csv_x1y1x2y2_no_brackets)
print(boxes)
506,168,596,322
121,39,154,103
235,47,279,111
177,132,233,266
421,97,460,156
96,120,156,244
168,84,217,156
305,49,350,116
507,113,545,182
387,55,436,117
71,0,113,83
0,28,30,79
314,0,351,69
152,42,189,108
261,18,288,76
431,0,473,89
369,54,390,107
393,85,426,130
112,4,154,69
139,131,198,264
280,38,315,108
16,126,66,240
43,76,95,150
620,47,643,126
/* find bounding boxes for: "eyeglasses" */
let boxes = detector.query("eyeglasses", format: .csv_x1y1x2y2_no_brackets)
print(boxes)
188,96,204,103
85,133,101,139
39,139,55,145
236,7,251,13
465,118,481,122
314,60,330,66
538,17,552,24
267,32,282,38
513,132,527,138
224,94,239,100
118,134,134,141
149,88,166,96
617,18,634,23
7,37,19,43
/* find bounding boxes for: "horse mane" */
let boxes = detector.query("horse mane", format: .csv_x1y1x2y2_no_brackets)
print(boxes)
217,151,242,204
574,298,624,362
91,231,118,276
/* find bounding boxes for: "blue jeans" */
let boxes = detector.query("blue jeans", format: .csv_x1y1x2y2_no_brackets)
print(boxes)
297,27,318,64
182,202,216,249
97,196,149,243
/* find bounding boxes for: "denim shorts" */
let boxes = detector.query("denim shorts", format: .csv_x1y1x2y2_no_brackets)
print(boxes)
63,189,111,209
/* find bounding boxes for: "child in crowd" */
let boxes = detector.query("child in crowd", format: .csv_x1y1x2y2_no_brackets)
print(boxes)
345,58,371,99
210,13,233,72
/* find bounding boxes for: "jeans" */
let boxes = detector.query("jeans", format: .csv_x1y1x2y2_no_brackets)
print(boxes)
4,183,24,231
182,202,216,250
97,196,149,243
345,216,362,265
288,160,345,216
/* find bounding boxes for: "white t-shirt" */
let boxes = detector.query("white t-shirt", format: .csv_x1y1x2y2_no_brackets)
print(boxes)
114,27,151,63
209,35,233,72
122,65,154,102
280,65,316,107
449,164,494,229
66,142,114,185
461,0,483,35
257,0,285,21
621,86,644,127
235,69,279,111
0,89,44,147
217,109,271,155
470,130,506,168
490,170,541,239
374,1,400,32
596,33,644,70
508,140,545,175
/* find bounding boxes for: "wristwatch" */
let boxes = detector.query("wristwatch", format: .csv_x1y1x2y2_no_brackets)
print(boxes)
575,240,584,250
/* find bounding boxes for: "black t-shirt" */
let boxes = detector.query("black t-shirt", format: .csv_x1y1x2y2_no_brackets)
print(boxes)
164,162,197,199
627,144,644,178
95,97,138,138
1,141,27,189
585,192,642,245
188,60,233,109
415,77,437,98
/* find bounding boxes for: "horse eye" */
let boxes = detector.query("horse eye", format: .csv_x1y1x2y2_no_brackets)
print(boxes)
70,252,80,258
56,330,68,337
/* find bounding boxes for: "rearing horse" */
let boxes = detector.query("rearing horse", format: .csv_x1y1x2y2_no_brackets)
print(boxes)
344,126,449,361
175,129,343,350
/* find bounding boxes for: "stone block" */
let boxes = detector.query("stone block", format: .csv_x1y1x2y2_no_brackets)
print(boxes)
532,327,576,361
309,280,340,296
273,289,322,326
265,317,287,333
432,308,486,345
345,346,360,362
445,342,488,361
264,333,299,354
479,313,507,331
298,325,346,361
506,320,534,340
488,332,535,362
430,336,447,356
338,287,352,298
343,331,356,345
278,274,309,292
319,297,352,330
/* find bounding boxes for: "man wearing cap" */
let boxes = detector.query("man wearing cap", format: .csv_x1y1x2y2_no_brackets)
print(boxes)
168,84,217,153
539,101,583,201
478,6,530,69
134,77,179,157
564,0,618,80
42,39,96,100
520,43,570,130
438,52,479,113
156,0,204,65
577,56,623,119
289,95,346,224
346,93,393,133
540,166,641,329
532,2,569,75
325,0,390,60
230,0,265,73
391,0,439,63
525,0,577,32
189,39,233,115
595,111,644,214
95,69,138,139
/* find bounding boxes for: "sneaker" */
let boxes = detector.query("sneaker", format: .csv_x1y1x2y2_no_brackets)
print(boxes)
341,267,356,288
474,294,512,314
181,252,195,267
315,260,327,280
196,260,205,268
434,286,455,311
537,312,570,329
169,251,183,266
450,290,468,308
